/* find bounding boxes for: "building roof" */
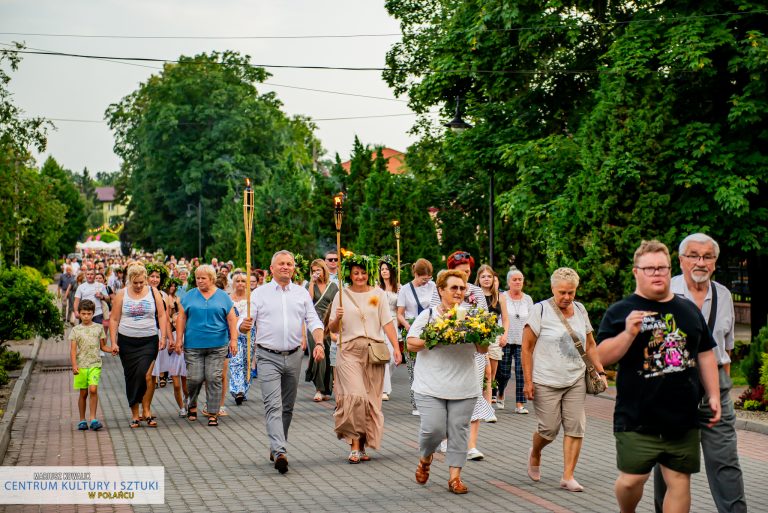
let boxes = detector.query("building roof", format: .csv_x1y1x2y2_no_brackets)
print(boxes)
95,186,116,202
340,148,406,175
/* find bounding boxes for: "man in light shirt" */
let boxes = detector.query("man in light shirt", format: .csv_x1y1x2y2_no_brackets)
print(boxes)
73,268,109,326
240,250,325,474
653,233,746,513
325,251,339,284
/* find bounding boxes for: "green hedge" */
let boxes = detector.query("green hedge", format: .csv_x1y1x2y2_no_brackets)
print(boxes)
0,267,64,344
741,326,768,389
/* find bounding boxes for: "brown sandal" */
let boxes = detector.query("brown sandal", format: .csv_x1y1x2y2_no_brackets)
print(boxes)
448,476,468,494
415,455,433,484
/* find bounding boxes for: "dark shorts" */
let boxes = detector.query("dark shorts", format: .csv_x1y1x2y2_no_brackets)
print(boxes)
615,429,700,475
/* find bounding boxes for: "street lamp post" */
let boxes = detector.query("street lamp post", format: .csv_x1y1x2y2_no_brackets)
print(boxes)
443,95,495,267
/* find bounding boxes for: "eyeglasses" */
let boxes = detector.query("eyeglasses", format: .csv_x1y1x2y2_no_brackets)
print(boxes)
325,258,338,262
681,254,716,263
450,252,471,263
635,266,672,277
446,285,467,292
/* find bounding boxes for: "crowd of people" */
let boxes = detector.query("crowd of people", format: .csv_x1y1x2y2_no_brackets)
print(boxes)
61,234,746,512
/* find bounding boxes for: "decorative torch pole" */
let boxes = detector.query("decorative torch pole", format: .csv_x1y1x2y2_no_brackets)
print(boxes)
392,220,401,286
243,178,255,382
334,192,344,348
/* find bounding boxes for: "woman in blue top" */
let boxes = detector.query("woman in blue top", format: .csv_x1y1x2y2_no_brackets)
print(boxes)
176,264,238,427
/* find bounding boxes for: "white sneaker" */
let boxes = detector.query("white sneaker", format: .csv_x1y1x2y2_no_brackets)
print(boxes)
467,448,484,460
411,409,420,416
496,400,505,410
485,414,498,423
382,393,389,401
178,407,187,417
439,440,447,453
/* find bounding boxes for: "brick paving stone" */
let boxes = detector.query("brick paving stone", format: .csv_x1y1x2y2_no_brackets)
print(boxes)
3,333,767,512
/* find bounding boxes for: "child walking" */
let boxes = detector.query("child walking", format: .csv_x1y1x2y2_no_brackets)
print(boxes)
70,299,115,430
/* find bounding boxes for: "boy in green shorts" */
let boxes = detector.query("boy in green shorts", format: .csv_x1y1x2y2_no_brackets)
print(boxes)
70,299,113,430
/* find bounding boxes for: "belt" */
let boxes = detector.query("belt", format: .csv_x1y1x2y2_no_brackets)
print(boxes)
257,345,299,356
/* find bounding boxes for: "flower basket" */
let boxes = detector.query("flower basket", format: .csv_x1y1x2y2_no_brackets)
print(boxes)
422,305,503,350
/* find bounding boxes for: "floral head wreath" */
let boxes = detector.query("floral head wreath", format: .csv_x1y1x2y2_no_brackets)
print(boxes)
378,254,396,269
145,262,169,289
293,253,310,283
340,253,379,287
165,277,183,292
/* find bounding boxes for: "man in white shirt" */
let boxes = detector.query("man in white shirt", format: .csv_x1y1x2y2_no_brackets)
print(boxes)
325,251,340,284
73,268,109,325
240,250,325,474
654,233,746,513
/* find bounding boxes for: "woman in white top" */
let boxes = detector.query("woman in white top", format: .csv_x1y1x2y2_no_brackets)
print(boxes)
396,258,435,415
522,268,606,492
378,257,400,401
407,269,488,494
110,264,167,428
498,266,534,413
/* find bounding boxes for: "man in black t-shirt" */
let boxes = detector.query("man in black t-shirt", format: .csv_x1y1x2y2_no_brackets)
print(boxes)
597,240,720,513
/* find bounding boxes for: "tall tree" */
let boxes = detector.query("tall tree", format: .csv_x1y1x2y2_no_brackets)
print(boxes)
40,157,87,257
384,1,768,331
106,51,315,257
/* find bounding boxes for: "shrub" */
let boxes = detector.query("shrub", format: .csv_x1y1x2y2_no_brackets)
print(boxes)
0,368,7,387
0,347,23,370
41,260,58,280
0,267,64,344
736,384,768,411
740,326,768,388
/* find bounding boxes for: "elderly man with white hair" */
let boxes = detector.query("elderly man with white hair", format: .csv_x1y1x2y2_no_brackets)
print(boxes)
652,233,746,513
239,250,325,474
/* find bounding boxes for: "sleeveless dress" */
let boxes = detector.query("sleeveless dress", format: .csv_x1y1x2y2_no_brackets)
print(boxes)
229,297,254,398
382,289,399,395
152,291,183,376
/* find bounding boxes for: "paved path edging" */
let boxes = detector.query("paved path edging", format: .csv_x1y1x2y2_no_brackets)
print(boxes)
0,335,42,463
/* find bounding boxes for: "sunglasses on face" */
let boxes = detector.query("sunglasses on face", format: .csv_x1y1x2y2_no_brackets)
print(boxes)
450,252,471,263
447,285,467,292
325,258,338,262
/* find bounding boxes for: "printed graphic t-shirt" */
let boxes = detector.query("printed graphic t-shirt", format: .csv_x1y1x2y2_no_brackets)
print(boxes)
597,294,715,437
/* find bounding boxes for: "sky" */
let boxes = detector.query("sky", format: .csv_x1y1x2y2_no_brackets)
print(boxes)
1,0,435,174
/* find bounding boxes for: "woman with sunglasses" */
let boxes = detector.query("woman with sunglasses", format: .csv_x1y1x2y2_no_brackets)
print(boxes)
407,269,488,494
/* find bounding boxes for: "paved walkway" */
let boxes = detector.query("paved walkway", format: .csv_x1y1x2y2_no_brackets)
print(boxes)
3,335,767,512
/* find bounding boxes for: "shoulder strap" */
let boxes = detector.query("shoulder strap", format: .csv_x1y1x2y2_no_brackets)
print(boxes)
707,283,718,334
409,282,426,315
548,298,590,364
150,286,160,329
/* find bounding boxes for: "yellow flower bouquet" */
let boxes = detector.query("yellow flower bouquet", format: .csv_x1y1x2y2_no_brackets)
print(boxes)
422,305,503,350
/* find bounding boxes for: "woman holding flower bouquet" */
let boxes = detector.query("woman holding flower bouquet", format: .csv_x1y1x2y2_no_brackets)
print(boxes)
407,269,500,495
522,267,606,492
328,255,402,464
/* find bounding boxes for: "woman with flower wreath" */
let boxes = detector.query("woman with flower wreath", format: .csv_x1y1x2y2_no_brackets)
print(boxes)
406,269,490,494
377,256,400,401
164,277,188,417
148,263,174,393
328,254,402,464
305,259,338,401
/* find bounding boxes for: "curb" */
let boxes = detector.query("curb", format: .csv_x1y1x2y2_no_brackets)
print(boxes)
0,335,42,463
594,389,768,436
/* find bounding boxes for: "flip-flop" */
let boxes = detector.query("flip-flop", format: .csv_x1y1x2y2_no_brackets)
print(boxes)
145,416,158,428
129,419,141,429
